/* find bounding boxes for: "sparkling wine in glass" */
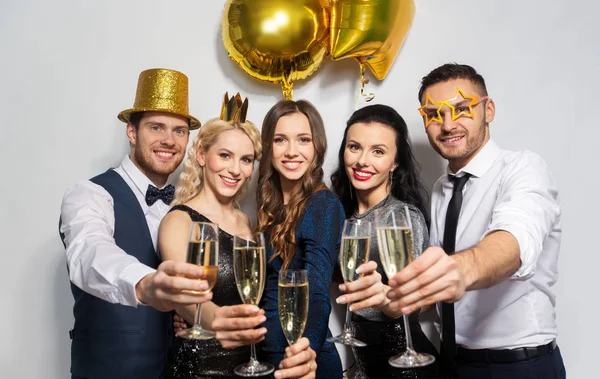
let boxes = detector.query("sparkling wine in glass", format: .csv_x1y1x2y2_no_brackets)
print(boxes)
375,205,435,368
327,219,371,346
278,269,309,347
178,221,219,340
232,233,274,377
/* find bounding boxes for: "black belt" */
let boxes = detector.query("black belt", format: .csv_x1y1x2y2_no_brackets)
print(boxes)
456,340,557,364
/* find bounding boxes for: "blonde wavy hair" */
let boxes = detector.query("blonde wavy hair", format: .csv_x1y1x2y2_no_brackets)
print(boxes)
172,118,262,206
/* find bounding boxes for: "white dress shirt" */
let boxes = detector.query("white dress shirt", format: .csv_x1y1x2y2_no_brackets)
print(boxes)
430,139,561,349
60,156,171,307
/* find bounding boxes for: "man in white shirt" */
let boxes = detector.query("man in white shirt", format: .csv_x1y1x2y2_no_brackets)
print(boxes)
60,68,211,378
385,63,566,378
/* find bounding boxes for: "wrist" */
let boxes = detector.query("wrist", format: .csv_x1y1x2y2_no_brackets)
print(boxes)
454,250,476,290
135,273,151,305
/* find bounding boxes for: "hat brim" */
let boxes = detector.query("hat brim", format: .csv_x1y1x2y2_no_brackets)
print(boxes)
118,108,201,130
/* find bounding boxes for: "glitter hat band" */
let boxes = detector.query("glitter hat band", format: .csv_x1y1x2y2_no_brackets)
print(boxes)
118,68,201,130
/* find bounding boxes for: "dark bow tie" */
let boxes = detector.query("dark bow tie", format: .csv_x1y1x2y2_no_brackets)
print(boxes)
145,184,175,206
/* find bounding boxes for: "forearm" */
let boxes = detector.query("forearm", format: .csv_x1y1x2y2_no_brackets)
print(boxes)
68,236,154,306
456,230,521,291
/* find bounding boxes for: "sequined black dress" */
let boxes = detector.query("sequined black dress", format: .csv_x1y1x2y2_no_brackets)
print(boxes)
166,205,250,379
350,196,444,379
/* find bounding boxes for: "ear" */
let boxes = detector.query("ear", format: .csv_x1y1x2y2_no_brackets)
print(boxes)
196,147,205,167
126,123,137,145
484,98,496,124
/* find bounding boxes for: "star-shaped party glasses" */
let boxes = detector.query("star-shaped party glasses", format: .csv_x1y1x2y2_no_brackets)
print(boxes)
418,88,488,128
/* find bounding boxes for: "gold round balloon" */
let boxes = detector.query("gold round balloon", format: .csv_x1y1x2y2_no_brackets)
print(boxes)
222,0,330,99
329,0,416,80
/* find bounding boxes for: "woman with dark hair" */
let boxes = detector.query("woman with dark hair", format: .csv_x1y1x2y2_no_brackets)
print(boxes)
331,104,443,378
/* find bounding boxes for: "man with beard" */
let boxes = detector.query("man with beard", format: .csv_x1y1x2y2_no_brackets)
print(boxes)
60,68,212,378
384,64,566,378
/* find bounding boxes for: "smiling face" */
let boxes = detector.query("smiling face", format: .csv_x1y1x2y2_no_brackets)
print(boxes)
420,78,495,172
271,112,316,192
127,111,190,187
344,122,398,201
197,129,256,200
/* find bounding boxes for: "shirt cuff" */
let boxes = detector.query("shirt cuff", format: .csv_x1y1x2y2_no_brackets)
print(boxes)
484,226,533,279
118,263,157,307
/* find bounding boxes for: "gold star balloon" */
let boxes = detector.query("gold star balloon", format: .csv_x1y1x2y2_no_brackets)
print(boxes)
329,0,416,81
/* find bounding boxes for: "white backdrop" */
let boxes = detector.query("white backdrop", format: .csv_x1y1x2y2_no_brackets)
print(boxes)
1,0,598,377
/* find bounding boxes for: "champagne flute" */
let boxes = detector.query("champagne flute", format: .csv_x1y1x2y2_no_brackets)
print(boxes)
375,206,436,368
278,269,309,347
178,221,219,340
327,219,371,346
232,233,274,377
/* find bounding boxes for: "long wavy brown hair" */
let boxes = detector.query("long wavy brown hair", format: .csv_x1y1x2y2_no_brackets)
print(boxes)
256,100,327,269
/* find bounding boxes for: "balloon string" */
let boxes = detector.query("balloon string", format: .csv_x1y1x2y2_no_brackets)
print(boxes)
281,75,293,100
355,63,375,110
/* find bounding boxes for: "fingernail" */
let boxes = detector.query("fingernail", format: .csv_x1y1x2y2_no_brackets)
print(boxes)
259,316,267,323
279,363,283,369
401,306,411,314
338,284,346,292
387,291,396,299
250,306,260,313
349,305,354,312
356,266,364,274
259,328,267,335
336,296,345,304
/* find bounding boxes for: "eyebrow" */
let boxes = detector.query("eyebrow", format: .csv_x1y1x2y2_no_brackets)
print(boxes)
274,132,312,137
145,121,188,130
219,148,254,157
347,139,388,149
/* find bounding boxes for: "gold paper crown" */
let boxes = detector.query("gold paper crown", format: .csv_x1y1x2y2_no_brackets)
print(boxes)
220,92,248,123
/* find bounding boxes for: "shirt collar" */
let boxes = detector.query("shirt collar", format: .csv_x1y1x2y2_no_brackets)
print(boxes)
120,155,155,196
446,139,502,179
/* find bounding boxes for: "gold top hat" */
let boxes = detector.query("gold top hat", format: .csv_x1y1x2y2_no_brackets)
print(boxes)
220,92,248,123
118,68,201,130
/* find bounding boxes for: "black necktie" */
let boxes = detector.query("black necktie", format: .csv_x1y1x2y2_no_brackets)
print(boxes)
145,184,175,206
440,173,471,368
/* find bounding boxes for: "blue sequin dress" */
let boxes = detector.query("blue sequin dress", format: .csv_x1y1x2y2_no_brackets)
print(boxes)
259,190,344,379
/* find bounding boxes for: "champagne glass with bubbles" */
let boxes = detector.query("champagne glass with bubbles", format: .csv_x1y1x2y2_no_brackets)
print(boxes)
232,233,274,377
327,219,371,346
178,221,219,340
375,206,435,368
278,269,309,349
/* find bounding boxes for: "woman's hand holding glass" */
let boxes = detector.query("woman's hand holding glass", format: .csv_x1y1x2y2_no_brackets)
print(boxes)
335,260,389,312
212,304,267,349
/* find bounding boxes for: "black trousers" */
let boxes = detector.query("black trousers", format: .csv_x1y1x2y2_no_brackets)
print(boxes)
452,346,566,379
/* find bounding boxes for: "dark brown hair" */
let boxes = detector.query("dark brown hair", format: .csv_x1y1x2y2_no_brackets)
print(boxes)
418,63,488,103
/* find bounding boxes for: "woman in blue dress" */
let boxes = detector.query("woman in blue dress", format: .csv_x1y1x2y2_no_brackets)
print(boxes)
255,100,344,379
213,100,344,379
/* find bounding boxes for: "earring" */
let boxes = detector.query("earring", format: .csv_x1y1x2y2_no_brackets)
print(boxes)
389,171,394,189
349,177,353,200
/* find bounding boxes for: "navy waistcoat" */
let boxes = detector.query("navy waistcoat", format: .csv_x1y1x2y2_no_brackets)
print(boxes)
62,169,172,379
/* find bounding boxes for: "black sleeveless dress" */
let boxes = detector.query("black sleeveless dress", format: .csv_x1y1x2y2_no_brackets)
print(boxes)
166,205,250,379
